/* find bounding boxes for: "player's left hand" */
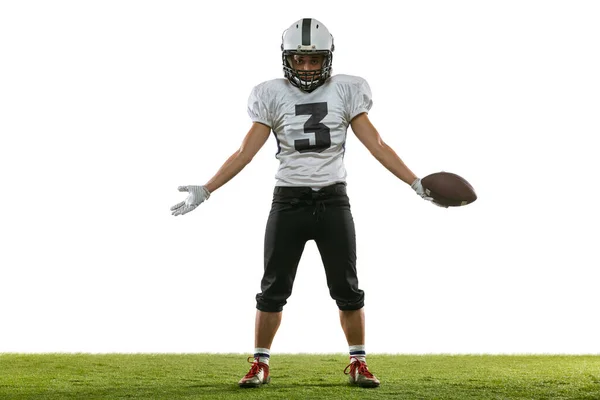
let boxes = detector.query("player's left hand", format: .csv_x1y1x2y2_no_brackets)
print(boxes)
171,185,210,216
411,178,448,208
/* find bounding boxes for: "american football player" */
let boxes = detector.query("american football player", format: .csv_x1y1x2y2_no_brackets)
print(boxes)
171,18,437,388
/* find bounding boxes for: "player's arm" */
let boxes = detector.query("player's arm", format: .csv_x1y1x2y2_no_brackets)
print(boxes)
350,113,417,185
171,122,270,216
204,122,271,193
351,113,441,205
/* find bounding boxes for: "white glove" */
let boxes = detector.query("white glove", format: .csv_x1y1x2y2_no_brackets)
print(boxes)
411,178,447,208
171,185,210,216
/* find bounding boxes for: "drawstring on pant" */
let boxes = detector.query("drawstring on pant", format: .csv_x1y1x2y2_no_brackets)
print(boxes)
313,201,326,221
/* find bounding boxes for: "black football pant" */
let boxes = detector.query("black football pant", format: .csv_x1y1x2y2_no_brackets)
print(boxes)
255,183,365,312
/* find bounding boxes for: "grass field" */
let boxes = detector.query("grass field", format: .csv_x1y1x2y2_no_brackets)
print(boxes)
1,354,599,399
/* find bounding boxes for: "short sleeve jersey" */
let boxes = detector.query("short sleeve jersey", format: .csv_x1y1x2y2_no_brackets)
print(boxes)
247,74,373,188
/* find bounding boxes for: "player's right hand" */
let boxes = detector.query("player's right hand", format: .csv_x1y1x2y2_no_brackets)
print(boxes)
171,185,210,216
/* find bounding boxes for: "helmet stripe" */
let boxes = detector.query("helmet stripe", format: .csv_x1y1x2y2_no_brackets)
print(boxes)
302,18,311,46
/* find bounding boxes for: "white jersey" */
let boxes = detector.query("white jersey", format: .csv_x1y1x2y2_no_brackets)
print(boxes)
247,74,373,188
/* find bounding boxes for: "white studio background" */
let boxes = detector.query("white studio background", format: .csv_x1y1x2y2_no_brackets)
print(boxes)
1,1,599,354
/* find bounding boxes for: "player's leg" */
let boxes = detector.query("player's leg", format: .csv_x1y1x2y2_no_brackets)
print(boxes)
255,310,282,349
255,193,310,315
338,308,379,386
314,187,380,388
313,190,364,312
339,308,364,346
239,189,310,388
238,311,282,388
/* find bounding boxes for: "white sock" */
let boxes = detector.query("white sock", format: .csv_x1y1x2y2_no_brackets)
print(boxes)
254,347,270,365
349,344,366,363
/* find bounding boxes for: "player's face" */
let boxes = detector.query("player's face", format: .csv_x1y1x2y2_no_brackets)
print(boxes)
288,54,324,76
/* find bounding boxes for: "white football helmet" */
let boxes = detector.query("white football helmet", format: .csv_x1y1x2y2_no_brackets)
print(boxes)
281,18,334,92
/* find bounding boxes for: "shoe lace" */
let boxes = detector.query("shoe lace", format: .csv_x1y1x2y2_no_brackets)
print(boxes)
344,360,374,378
244,357,262,378
357,362,375,378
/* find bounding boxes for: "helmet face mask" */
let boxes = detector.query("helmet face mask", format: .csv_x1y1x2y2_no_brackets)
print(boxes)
281,19,334,92
282,50,332,92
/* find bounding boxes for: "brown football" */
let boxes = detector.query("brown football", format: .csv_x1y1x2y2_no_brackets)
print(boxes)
421,172,477,207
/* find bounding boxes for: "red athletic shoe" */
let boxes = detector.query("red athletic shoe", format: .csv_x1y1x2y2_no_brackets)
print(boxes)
344,360,380,388
238,357,270,388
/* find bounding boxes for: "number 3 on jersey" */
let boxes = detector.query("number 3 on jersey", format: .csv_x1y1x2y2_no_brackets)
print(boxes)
294,102,331,153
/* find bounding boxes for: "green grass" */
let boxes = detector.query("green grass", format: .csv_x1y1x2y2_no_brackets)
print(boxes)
1,354,599,399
